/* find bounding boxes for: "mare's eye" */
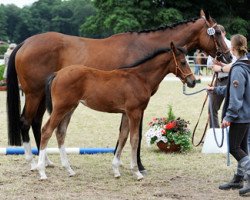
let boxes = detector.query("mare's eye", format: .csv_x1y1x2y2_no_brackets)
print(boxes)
215,30,221,35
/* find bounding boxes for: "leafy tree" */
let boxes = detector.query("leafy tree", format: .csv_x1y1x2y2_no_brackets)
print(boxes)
0,5,7,41
80,0,184,38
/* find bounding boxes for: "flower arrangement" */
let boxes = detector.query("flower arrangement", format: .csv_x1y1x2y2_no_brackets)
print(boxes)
145,106,192,152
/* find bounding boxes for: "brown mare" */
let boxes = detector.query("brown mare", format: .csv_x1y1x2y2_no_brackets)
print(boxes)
36,42,195,180
7,10,232,171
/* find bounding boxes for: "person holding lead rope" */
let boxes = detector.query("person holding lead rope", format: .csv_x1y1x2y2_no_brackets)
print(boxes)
207,34,250,196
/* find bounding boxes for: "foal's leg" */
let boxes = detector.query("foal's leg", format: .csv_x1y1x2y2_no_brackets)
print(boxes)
37,111,67,179
128,110,144,180
56,111,76,177
112,114,129,178
137,112,146,173
116,113,146,173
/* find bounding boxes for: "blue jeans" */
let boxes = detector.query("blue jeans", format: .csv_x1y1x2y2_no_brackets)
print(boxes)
194,64,200,75
248,129,250,153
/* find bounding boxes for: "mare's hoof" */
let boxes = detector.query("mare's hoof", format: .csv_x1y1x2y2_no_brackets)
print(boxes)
140,169,147,176
45,162,55,168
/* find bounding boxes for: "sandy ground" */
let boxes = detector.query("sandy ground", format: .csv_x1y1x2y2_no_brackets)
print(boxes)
0,82,247,200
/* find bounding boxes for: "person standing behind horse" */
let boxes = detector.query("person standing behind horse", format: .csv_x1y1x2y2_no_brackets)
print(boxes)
207,25,236,128
193,49,204,83
207,34,250,196
0,43,16,86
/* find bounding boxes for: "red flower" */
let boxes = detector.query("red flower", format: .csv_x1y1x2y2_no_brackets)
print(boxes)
165,121,176,130
161,129,166,135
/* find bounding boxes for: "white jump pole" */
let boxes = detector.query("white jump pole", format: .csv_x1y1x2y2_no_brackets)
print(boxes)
0,147,115,155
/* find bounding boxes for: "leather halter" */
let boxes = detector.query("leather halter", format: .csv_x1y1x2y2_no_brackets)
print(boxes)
201,16,230,58
171,49,193,82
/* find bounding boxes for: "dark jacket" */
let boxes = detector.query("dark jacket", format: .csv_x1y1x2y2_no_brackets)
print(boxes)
214,57,250,123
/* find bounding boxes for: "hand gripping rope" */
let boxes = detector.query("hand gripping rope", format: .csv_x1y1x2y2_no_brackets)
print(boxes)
182,75,230,166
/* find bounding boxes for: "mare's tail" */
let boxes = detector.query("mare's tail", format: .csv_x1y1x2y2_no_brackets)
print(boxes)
45,74,56,114
7,42,24,146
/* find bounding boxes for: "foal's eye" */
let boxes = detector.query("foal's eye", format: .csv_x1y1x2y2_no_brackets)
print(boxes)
181,60,186,66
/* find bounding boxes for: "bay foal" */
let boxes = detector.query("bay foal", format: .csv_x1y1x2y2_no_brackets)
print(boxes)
37,42,195,180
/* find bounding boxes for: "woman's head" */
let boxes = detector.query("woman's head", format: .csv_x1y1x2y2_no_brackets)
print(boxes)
231,34,248,58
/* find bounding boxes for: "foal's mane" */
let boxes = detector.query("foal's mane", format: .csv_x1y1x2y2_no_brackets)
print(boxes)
119,47,186,69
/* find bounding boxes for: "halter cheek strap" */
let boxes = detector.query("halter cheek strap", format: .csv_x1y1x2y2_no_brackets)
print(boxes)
201,16,230,57
171,50,193,82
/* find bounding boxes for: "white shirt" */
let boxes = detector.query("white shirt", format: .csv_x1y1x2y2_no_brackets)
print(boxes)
207,37,236,78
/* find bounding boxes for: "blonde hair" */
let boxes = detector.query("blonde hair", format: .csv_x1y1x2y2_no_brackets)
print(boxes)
217,25,225,33
231,34,248,57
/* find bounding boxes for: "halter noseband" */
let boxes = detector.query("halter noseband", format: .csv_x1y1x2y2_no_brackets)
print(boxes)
171,49,193,82
201,16,230,58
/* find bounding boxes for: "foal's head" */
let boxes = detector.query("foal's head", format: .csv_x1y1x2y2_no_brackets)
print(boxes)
169,42,196,88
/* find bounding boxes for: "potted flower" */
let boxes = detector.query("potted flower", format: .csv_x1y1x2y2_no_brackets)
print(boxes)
145,106,192,153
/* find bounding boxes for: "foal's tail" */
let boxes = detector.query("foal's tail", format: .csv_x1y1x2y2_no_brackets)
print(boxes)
7,42,24,146
45,74,56,114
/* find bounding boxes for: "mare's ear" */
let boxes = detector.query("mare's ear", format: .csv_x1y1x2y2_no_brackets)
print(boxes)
200,9,212,22
170,42,176,53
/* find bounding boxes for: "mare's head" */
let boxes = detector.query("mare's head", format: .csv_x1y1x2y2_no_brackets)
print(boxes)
197,10,232,63
170,42,196,88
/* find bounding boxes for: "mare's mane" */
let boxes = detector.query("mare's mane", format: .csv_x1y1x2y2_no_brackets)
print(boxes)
131,17,199,34
119,47,186,69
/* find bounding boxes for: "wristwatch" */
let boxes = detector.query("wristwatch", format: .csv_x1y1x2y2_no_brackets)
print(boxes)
220,66,224,72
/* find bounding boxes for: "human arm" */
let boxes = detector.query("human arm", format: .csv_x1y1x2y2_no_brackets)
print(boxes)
206,85,227,96
223,67,245,122
212,62,232,73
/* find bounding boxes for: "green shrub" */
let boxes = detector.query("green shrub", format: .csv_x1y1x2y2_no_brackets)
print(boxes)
0,65,4,81
0,45,8,55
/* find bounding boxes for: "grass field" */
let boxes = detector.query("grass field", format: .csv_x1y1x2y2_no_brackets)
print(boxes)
0,80,243,199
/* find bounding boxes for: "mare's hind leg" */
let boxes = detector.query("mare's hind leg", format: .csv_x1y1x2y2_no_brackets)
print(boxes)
32,97,54,167
112,114,129,178
127,110,144,180
56,110,76,177
21,93,44,170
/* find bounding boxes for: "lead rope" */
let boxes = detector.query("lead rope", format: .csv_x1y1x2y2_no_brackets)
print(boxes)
182,74,230,166
184,73,216,147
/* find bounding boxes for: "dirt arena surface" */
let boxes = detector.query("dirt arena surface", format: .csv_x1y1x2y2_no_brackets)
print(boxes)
0,81,247,199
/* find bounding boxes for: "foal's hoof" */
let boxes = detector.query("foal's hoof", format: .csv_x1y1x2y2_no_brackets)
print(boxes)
69,171,76,177
136,174,144,181
131,169,144,181
114,172,121,179
39,175,48,180
30,165,38,171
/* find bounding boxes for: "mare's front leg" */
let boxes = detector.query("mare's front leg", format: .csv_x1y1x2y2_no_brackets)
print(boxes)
128,110,144,180
112,114,129,178
56,111,76,177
